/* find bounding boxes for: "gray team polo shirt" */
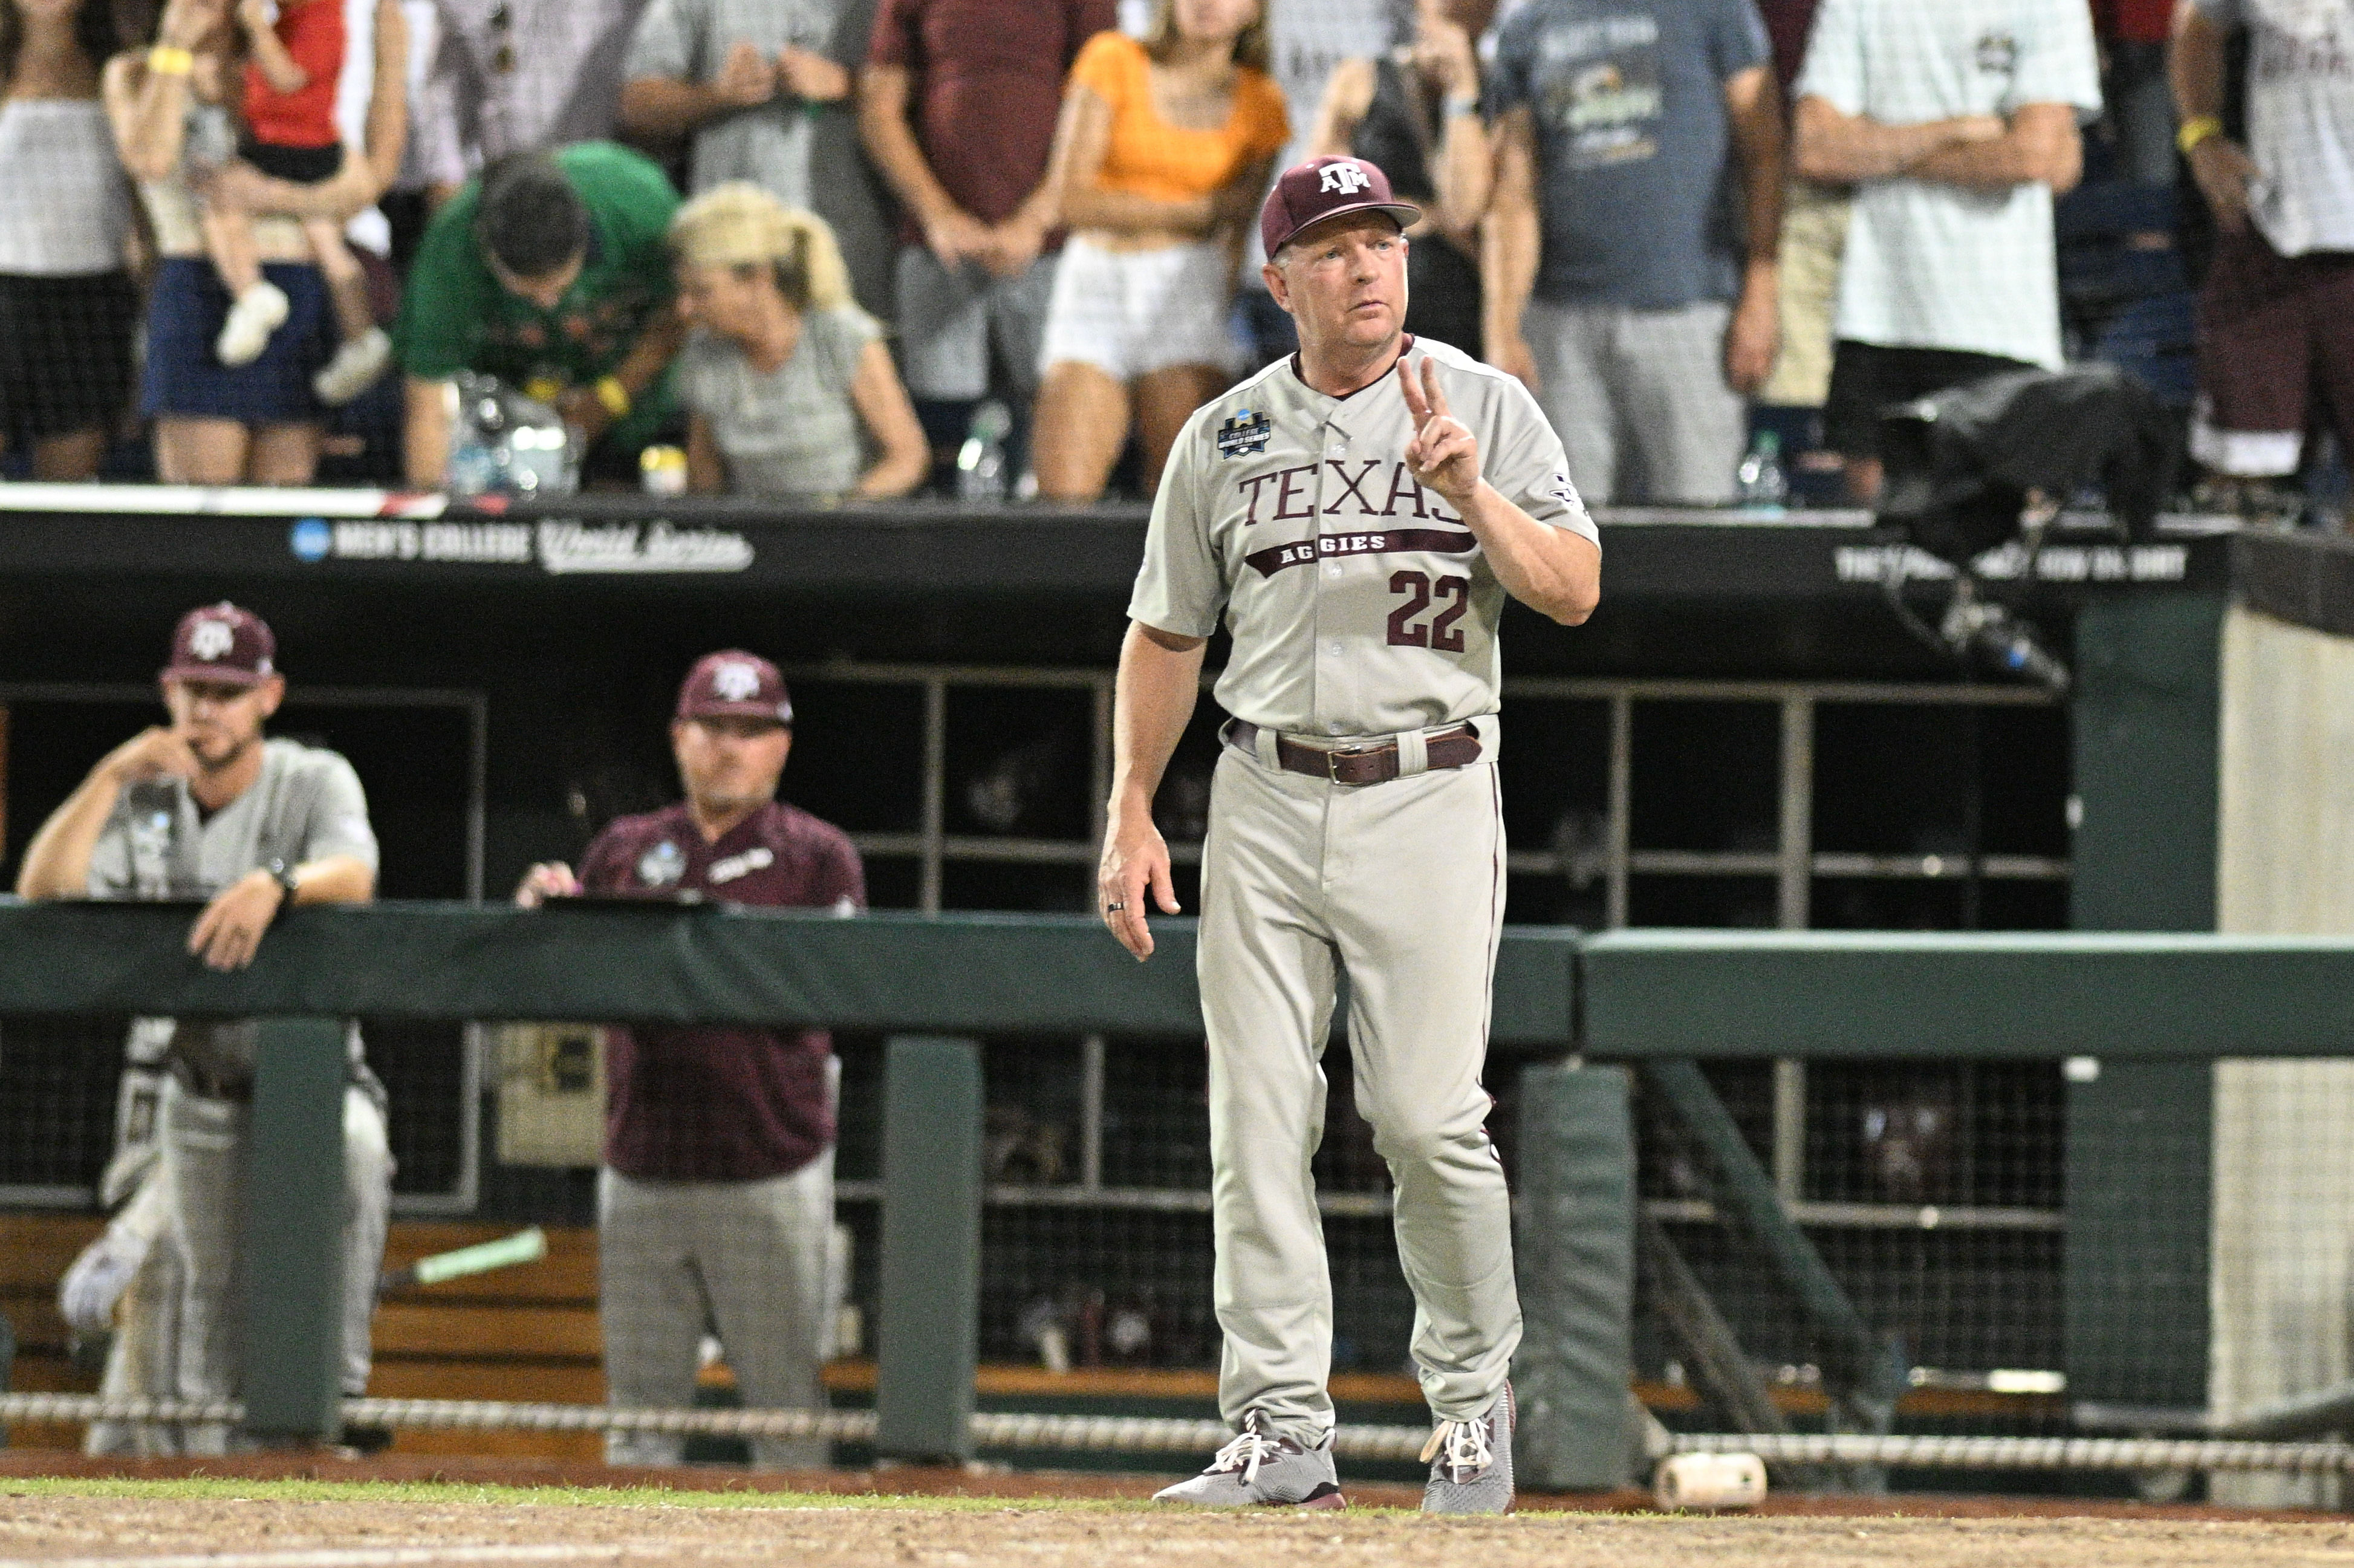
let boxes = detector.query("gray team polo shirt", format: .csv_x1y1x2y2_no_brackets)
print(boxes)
88,737,380,1093
1130,336,1598,740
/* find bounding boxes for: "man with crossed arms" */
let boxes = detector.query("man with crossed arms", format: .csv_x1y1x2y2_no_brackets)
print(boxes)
1099,155,1601,1514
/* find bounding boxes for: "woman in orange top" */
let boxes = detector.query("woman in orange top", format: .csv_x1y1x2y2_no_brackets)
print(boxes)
1032,0,1286,501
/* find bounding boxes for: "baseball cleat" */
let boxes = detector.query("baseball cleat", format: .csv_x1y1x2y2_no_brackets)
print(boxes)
1420,1384,1514,1514
1152,1411,1346,1508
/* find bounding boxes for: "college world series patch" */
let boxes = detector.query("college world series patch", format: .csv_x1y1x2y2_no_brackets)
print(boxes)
1216,410,1273,459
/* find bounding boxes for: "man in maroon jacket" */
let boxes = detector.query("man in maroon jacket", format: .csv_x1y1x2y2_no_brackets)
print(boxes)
517,650,863,1468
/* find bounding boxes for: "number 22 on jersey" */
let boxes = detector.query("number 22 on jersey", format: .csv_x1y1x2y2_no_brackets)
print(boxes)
1387,570,1471,651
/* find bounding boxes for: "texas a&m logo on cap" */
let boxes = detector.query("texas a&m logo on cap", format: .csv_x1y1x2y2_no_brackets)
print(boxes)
675,649,793,724
1259,155,1421,259
161,602,277,686
709,658,764,703
188,619,236,662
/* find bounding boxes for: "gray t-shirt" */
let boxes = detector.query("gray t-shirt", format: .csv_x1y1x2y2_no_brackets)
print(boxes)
675,305,880,499
1130,336,1598,739
625,0,833,203
623,0,895,318
2193,0,2354,256
88,737,380,1094
1488,0,1771,310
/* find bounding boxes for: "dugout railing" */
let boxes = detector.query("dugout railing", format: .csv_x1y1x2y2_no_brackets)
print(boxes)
11,903,2354,1486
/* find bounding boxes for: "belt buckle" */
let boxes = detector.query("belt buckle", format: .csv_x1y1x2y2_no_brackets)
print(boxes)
1323,741,1378,782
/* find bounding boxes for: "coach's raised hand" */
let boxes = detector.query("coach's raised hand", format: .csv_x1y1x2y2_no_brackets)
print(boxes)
1402,356,1481,510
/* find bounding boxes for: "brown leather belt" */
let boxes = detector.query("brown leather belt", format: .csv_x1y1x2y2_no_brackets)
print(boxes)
1225,719,1483,786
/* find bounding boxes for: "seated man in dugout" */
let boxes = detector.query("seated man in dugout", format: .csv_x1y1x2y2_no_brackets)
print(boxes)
396,144,685,488
515,651,863,1468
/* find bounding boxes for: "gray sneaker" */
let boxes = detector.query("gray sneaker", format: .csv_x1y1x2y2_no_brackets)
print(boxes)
1152,1412,1346,1508
1421,1385,1514,1514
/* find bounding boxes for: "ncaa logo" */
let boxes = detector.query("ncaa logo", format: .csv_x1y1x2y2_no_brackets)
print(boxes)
189,619,235,661
1319,162,1371,196
710,659,762,701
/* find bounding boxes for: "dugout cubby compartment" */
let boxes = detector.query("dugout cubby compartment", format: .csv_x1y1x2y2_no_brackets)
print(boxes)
943,685,1094,841
859,856,923,912
1095,1039,1211,1193
938,860,1091,914
978,1037,1087,1189
775,679,926,836
1810,876,1975,932
1495,695,1611,846
1629,699,1782,854
1627,874,1779,929
1804,1062,2064,1212
0,1013,124,1197
1811,700,2071,862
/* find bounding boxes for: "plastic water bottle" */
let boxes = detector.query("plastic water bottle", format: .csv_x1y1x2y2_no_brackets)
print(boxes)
957,400,1013,504
1735,429,1789,515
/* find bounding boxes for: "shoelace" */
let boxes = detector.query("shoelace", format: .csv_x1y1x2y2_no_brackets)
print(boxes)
1208,1421,1282,1486
1420,1414,1494,1483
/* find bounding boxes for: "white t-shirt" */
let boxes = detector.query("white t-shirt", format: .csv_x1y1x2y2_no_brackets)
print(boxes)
2193,0,2354,255
1794,0,2101,368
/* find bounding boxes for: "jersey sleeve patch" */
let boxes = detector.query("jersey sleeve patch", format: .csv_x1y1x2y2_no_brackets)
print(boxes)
1215,409,1273,458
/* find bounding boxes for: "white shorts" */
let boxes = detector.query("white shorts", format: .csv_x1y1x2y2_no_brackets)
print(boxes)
1038,236,1238,382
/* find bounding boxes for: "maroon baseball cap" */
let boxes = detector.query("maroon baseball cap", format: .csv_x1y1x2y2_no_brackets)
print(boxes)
675,650,793,726
1259,155,1420,259
161,602,278,686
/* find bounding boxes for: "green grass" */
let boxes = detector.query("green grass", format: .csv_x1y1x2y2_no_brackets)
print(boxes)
0,1475,1153,1512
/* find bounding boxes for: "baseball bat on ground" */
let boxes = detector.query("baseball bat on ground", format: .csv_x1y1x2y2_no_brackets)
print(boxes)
377,1226,547,1295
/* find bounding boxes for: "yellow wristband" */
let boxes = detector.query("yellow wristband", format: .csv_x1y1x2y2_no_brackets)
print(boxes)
146,45,195,76
594,376,631,419
2178,115,2225,155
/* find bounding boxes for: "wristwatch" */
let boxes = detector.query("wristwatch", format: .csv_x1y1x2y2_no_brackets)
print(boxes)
265,858,301,900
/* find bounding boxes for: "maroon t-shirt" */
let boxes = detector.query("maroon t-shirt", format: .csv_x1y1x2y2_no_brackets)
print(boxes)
867,0,1115,227
1754,0,1819,101
580,799,866,1183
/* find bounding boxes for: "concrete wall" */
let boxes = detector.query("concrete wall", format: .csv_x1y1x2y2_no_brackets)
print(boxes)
2211,605,2354,1506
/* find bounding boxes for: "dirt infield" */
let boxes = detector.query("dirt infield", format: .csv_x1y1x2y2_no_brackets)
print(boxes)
5,1472,2354,1568
5,1488,2354,1567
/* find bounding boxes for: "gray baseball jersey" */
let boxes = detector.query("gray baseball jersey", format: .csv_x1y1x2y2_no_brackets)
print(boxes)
88,737,380,1091
1128,334,1598,740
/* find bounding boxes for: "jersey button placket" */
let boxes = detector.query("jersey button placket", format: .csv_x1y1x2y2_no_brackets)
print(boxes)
1310,420,1344,743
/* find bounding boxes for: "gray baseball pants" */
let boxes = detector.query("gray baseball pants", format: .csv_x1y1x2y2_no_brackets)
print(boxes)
597,1156,833,1469
1523,297,1744,506
160,1078,394,1452
1199,735,1520,1447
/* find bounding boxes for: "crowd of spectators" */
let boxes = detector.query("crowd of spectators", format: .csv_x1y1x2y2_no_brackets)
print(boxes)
0,0,2342,513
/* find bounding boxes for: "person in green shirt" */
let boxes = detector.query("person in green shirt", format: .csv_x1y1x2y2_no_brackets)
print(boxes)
397,142,685,485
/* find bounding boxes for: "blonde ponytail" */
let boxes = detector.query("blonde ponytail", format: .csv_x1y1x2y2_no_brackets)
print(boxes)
669,181,868,319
